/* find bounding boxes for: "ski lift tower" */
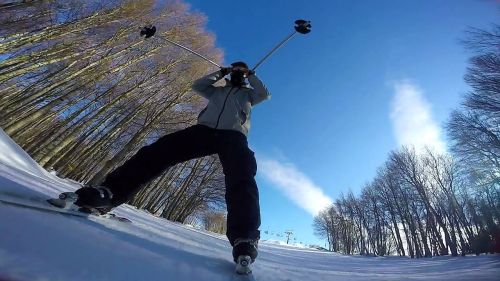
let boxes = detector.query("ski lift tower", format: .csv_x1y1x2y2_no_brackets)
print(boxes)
284,230,294,244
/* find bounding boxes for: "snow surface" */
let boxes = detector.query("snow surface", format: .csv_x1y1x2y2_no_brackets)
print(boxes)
0,128,499,281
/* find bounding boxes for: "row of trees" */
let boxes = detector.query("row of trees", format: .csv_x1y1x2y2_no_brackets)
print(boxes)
314,147,496,257
1,0,227,223
314,26,499,257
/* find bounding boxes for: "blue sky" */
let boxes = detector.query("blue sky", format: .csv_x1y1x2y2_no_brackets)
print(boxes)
184,0,499,246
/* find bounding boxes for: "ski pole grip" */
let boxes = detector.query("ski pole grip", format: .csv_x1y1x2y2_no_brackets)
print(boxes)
294,20,311,34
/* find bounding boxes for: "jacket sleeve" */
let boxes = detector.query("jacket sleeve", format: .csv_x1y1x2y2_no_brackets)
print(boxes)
192,70,225,99
247,74,271,106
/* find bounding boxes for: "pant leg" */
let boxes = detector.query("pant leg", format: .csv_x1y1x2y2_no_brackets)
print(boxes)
217,131,261,245
102,125,216,206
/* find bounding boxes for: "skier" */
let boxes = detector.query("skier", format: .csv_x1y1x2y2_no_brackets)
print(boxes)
53,61,270,267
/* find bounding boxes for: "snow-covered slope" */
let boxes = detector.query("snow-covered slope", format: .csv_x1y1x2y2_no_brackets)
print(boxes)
0,129,499,281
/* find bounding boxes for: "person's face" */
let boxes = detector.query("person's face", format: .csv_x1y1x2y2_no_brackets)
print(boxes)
232,66,249,77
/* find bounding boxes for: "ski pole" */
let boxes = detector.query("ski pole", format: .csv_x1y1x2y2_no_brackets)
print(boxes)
252,19,312,71
140,25,221,68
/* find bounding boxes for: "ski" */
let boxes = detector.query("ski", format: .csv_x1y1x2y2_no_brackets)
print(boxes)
0,192,131,223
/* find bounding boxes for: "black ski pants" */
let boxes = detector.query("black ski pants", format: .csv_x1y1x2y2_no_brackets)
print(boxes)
101,124,260,245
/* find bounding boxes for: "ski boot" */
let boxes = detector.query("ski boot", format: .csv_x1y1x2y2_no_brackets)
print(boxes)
48,186,114,215
233,238,258,274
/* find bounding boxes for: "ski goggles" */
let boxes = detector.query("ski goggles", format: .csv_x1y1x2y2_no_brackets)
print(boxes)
232,66,249,72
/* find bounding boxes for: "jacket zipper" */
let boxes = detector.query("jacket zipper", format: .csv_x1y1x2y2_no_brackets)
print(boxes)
215,86,239,129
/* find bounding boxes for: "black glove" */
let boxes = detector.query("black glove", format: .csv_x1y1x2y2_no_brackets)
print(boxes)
220,67,232,76
247,69,255,76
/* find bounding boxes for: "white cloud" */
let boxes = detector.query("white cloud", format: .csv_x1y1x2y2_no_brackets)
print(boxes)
257,156,333,216
390,81,446,153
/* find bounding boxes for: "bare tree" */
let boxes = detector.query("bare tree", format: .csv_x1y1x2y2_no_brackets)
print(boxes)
313,26,499,257
201,210,227,235
1,0,227,225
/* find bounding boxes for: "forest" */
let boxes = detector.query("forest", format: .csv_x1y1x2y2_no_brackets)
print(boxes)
314,26,500,257
0,0,227,226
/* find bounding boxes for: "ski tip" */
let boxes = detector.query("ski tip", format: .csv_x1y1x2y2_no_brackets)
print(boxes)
235,255,253,275
47,198,66,208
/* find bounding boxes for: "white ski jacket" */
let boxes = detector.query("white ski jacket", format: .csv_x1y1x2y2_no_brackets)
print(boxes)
192,70,271,136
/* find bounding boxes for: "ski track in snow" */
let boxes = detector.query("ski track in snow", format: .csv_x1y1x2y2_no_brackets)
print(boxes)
0,129,499,281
